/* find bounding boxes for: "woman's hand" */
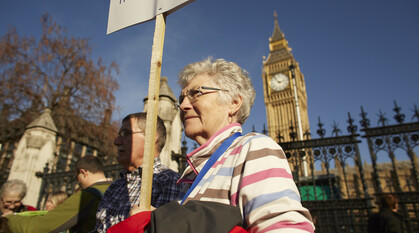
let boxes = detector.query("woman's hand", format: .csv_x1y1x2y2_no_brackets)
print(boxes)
1,209,13,217
129,204,155,216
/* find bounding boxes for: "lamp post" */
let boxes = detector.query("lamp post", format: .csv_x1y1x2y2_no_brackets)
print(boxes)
289,64,308,177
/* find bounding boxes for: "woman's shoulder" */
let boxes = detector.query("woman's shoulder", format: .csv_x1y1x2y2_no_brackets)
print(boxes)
234,132,287,160
239,132,279,146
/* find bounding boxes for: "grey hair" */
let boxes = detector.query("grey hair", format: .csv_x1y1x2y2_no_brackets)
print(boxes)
0,179,27,199
178,57,256,124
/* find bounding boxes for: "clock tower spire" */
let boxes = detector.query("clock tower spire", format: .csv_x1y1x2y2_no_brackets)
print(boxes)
271,11,284,42
262,12,310,144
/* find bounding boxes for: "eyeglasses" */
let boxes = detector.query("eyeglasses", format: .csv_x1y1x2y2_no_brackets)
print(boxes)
2,199,22,206
117,129,144,137
177,86,228,107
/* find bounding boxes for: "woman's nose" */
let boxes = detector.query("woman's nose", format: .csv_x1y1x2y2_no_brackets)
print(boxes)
179,96,192,111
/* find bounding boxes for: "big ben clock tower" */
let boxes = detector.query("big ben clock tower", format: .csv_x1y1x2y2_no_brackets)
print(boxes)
262,12,310,143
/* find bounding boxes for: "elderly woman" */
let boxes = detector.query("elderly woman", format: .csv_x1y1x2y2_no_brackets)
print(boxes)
109,58,314,233
177,57,313,232
0,179,37,216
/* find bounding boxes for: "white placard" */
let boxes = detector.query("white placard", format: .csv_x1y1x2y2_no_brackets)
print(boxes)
107,0,194,34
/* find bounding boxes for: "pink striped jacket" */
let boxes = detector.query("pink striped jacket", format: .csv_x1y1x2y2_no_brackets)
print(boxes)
178,123,314,233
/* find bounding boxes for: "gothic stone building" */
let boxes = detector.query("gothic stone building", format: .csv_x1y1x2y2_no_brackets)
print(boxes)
0,77,183,207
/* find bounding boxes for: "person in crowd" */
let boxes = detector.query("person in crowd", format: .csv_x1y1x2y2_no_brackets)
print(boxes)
110,57,315,233
0,179,37,216
4,155,111,233
44,191,68,211
95,113,181,233
368,194,403,233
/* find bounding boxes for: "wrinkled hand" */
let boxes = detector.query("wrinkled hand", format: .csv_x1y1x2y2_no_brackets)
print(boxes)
129,204,155,216
1,209,13,217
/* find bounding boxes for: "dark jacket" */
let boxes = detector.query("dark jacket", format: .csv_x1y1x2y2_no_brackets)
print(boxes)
368,208,403,233
107,200,246,233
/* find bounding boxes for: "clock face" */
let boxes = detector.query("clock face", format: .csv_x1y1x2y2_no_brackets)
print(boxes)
270,73,289,91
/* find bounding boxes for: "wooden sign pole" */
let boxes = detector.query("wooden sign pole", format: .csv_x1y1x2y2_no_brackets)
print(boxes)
139,13,167,210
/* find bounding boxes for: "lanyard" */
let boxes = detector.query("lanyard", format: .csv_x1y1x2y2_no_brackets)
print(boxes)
181,132,242,204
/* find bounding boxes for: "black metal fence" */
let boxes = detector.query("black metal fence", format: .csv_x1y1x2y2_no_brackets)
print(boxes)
35,162,123,209
19,102,419,232
281,102,419,233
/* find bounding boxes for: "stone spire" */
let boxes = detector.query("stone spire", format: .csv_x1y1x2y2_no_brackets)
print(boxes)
26,108,58,133
270,11,284,42
143,76,176,103
142,76,182,171
159,76,176,102
264,11,293,65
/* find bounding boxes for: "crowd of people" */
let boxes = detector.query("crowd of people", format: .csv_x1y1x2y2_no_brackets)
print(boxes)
0,58,323,232
2,155,111,232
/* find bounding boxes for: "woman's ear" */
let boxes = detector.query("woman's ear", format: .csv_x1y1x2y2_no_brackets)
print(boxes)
229,95,243,116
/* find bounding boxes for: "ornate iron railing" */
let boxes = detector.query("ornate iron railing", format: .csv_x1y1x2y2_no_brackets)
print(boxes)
35,162,122,209
280,102,419,233
2,101,417,233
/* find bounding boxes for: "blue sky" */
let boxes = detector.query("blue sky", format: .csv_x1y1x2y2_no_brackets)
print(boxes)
1,0,418,163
